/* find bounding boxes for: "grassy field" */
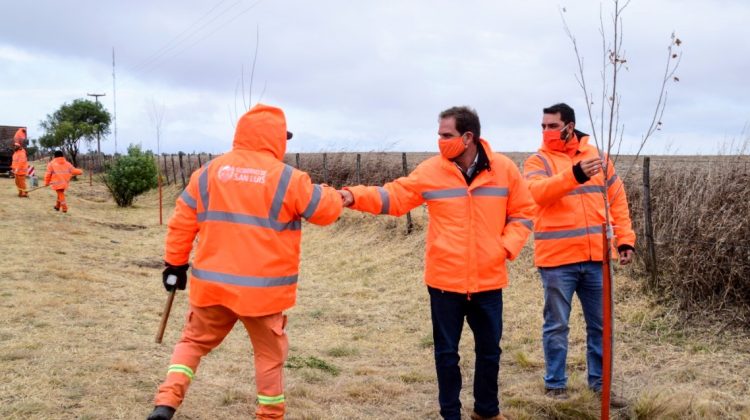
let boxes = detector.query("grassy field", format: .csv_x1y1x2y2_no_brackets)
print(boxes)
1,162,749,419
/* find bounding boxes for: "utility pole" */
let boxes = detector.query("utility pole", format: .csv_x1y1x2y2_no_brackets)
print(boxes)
112,48,118,155
87,92,106,155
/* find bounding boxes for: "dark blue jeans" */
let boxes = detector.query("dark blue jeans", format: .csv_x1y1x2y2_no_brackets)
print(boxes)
428,286,503,420
539,262,603,391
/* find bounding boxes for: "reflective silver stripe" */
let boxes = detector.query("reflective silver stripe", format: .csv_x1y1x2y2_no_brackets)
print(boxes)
525,169,548,179
534,224,603,240
180,190,198,210
197,211,301,231
472,187,508,197
377,186,390,214
568,185,606,195
269,165,293,220
192,268,298,287
302,184,322,219
506,217,533,230
422,188,468,200
198,164,210,211
534,153,553,176
607,174,619,188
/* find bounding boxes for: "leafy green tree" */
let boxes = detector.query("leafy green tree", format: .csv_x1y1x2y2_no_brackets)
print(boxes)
102,145,158,207
39,99,111,166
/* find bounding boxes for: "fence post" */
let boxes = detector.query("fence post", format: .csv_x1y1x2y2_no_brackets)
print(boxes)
187,153,194,175
197,153,203,168
356,153,361,185
88,156,92,186
162,155,170,185
295,153,300,169
178,152,187,189
323,153,328,185
171,155,178,189
403,152,413,234
642,156,658,289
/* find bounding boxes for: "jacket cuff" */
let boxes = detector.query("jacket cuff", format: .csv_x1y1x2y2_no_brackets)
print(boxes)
572,162,590,184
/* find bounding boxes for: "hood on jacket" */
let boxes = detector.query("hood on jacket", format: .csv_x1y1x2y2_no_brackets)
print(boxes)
232,103,289,160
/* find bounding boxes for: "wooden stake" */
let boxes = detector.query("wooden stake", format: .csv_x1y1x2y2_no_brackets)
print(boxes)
601,222,612,420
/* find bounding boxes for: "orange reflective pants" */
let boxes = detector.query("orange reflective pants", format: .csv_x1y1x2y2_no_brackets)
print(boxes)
154,305,288,419
55,190,67,212
15,175,27,197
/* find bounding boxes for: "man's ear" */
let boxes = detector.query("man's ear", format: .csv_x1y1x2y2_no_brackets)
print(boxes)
463,132,474,145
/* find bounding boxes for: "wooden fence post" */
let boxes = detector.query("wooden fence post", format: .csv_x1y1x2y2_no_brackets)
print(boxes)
323,153,328,185
356,153,361,185
178,152,187,189
187,153,194,175
403,152,413,234
197,153,203,168
170,155,178,189
642,156,658,289
295,153,300,169
162,155,170,185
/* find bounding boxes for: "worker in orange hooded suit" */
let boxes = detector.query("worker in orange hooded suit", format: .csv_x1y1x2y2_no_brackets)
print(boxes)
338,106,535,420
44,150,83,212
147,104,343,420
11,128,28,197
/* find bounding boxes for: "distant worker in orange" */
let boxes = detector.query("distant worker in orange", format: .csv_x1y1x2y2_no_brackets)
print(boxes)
44,150,83,213
339,106,536,420
147,104,343,420
11,128,29,197
523,103,635,405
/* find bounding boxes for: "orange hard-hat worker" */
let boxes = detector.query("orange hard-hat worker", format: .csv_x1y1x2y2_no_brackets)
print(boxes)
147,103,343,420
523,102,635,403
13,127,27,143
338,106,535,419
44,150,83,212
11,138,29,197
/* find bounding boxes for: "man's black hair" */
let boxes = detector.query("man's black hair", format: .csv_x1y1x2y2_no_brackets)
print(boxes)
543,103,576,125
439,106,481,141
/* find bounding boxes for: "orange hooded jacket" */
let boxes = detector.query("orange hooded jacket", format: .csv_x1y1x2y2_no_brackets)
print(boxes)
523,133,635,267
44,157,83,190
12,147,28,176
345,140,536,294
165,104,343,317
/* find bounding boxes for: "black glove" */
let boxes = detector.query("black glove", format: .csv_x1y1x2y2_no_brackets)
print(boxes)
162,263,190,291
572,162,591,184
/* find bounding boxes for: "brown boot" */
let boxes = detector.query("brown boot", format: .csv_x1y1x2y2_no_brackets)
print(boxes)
470,411,508,420
545,387,569,400
595,390,629,408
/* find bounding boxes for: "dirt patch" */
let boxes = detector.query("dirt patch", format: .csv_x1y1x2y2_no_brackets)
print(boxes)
132,259,163,269
92,221,147,231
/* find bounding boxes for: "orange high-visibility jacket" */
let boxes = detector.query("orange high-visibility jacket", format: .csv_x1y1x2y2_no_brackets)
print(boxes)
12,148,28,176
523,134,635,268
165,104,343,317
346,140,536,294
13,128,26,142
44,157,83,190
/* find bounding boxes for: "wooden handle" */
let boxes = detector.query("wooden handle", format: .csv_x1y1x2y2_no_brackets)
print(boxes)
155,289,177,344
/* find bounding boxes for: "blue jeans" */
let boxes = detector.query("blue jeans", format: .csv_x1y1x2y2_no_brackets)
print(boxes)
428,286,503,420
539,262,603,391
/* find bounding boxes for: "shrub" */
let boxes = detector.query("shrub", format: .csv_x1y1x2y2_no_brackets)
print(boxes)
626,157,750,323
102,145,158,207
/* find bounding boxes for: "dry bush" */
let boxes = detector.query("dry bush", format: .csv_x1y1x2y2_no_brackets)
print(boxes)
626,157,750,324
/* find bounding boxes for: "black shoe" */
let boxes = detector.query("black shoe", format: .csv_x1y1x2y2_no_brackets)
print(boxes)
545,387,569,400
53,206,60,211
147,405,175,420
594,389,629,408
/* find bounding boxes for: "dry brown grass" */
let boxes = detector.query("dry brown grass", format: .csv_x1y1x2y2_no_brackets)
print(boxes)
625,156,750,325
0,159,748,419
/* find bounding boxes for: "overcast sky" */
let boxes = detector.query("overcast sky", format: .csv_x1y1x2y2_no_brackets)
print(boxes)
1,0,748,155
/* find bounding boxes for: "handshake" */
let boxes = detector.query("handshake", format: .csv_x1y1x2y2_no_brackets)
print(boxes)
336,189,354,207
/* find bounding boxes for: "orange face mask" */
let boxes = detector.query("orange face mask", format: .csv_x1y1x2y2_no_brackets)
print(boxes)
439,136,466,160
543,128,579,156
